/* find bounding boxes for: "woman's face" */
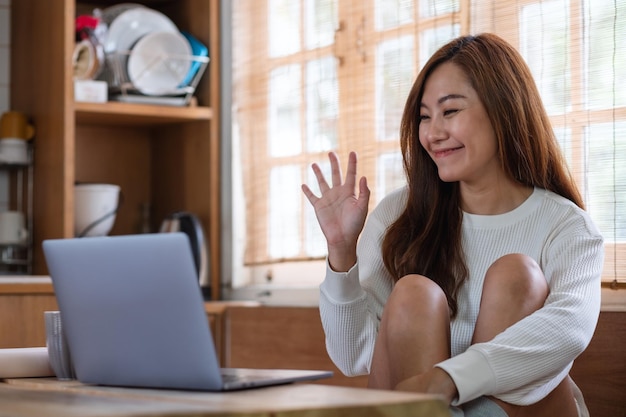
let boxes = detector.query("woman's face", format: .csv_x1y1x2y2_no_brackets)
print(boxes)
418,62,502,186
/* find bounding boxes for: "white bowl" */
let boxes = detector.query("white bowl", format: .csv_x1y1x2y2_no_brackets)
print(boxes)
127,31,192,96
74,184,120,237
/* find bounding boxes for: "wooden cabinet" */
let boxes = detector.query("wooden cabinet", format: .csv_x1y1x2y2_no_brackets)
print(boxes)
0,279,58,348
224,305,369,388
10,0,222,299
570,311,626,417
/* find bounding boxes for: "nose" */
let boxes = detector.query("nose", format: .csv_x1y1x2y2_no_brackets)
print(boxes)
421,115,447,143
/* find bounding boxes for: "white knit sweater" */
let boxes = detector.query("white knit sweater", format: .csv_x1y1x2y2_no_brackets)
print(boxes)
319,187,604,406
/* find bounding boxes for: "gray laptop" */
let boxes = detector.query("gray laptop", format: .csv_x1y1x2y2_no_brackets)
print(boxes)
42,233,332,391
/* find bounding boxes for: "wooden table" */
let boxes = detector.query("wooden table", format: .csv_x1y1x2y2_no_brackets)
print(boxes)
0,378,449,417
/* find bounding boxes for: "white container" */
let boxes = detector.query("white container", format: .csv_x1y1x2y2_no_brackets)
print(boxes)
0,138,29,164
74,184,120,237
0,210,28,245
74,80,108,103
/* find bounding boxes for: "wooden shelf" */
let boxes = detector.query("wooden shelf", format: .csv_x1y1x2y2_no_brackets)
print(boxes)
75,101,213,126
12,0,223,299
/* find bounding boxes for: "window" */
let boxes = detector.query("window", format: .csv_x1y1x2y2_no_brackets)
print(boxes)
480,1,626,287
228,0,625,290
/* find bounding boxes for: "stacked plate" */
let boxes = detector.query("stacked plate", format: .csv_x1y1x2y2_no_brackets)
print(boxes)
100,4,207,97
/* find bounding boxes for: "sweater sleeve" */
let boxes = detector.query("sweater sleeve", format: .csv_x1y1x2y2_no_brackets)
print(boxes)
437,210,604,406
318,188,404,376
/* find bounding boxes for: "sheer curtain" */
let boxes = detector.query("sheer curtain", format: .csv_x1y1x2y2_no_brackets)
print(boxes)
229,0,625,288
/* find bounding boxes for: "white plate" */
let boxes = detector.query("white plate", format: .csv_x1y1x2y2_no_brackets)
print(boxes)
104,7,179,54
100,3,146,25
127,31,192,96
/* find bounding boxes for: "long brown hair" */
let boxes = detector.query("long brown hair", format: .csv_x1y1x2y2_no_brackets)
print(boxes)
382,33,583,317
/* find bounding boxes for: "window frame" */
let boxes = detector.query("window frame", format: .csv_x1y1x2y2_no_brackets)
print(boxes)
222,0,626,298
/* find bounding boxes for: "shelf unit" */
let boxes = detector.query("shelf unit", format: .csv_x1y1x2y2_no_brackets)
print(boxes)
10,0,223,299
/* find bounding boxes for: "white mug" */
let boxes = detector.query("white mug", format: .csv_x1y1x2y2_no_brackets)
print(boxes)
0,211,29,245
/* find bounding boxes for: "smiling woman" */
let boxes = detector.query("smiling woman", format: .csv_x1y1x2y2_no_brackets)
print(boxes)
302,32,603,416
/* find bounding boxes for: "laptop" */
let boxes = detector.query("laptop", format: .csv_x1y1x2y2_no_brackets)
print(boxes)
42,232,333,391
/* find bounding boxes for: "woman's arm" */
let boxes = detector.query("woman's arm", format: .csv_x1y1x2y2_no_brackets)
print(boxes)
318,188,407,376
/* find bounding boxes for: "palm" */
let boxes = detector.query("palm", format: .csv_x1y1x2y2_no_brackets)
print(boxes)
302,151,370,252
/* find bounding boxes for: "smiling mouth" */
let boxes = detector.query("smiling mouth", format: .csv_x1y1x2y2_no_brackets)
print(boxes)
433,147,463,158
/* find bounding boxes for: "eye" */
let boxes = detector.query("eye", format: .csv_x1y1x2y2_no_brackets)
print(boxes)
419,114,430,122
443,109,459,116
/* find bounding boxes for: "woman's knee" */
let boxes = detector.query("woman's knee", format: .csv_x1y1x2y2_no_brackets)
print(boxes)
375,275,452,380
473,254,549,344
483,253,548,310
382,275,450,332
388,275,449,314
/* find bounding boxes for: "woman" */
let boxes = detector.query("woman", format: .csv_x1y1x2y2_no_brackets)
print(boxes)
302,33,604,416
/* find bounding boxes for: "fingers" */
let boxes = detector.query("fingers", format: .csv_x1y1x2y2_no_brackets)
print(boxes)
306,152,343,197
311,162,330,193
344,151,358,189
329,151,358,189
301,151,366,203
329,151,343,187
358,176,370,207
301,184,318,205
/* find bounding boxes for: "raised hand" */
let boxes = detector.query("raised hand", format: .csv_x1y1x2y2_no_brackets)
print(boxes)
301,151,370,272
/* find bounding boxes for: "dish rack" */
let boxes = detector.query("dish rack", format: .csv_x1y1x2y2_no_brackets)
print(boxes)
101,50,209,106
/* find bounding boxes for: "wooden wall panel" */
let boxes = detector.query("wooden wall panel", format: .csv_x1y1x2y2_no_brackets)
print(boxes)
0,294,58,348
224,306,368,388
571,311,626,417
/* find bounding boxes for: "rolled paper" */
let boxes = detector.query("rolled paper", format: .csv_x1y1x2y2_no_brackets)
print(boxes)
0,347,54,378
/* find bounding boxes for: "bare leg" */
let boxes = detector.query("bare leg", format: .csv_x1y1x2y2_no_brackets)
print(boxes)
473,253,578,417
472,253,548,344
368,274,451,389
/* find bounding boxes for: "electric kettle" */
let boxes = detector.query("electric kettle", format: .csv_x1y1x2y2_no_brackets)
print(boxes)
159,211,210,295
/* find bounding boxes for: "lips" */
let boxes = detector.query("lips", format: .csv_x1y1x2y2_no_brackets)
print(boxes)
433,146,463,158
